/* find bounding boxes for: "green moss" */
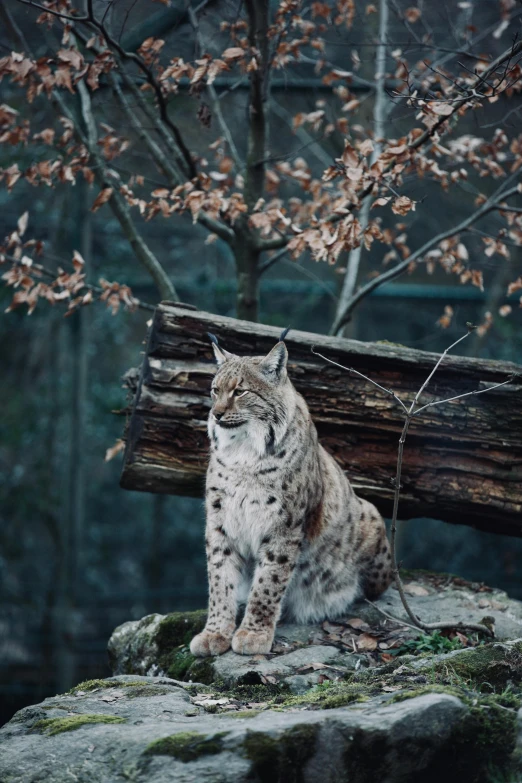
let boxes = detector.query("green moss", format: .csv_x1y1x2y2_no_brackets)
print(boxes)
466,697,518,780
124,685,172,699
276,679,371,711
387,685,463,704
243,724,318,783
186,656,216,685
152,611,210,683
337,685,519,783
435,641,522,690
226,709,262,719
68,678,146,694
144,731,228,762
33,714,125,736
155,610,207,649
383,684,520,780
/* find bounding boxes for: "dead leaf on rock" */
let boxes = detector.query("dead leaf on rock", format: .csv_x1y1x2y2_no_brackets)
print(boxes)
260,675,277,685
356,633,378,652
296,662,328,672
403,583,430,596
322,621,344,634
345,617,371,631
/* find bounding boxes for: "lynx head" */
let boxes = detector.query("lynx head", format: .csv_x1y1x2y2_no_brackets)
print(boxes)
207,329,295,455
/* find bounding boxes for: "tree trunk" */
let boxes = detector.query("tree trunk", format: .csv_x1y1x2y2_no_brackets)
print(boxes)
234,222,260,322
119,303,522,537
332,0,389,337
232,0,270,322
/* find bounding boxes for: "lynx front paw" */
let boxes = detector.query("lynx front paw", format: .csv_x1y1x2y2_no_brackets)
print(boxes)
190,629,232,657
232,628,274,655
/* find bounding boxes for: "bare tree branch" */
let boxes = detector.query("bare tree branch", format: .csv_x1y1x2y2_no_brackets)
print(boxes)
1,0,179,302
76,77,179,302
16,0,88,22
310,347,409,413
17,0,196,179
270,99,333,168
334,0,390,335
3,254,155,312
108,71,234,243
330,185,522,335
259,246,288,274
187,5,242,170
256,36,522,257
314,329,517,638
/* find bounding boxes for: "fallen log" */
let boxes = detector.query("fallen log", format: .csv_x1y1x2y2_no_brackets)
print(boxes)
120,302,522,536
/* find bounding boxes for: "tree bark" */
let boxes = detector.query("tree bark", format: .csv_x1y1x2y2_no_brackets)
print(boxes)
332,0,389,337
234,221,260,322
119,304,522,537
232,0,270,322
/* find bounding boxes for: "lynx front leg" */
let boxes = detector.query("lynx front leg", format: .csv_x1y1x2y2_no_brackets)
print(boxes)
232,537,300,655
190,524,241,657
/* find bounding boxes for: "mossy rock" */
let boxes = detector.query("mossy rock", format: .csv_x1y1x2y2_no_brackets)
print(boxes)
433,641,522,691
155,610,207,649
154,611,211,682
68,679,146,694
277,680,371,710
243,724,318,783
144,731,228,762
33,714,126,736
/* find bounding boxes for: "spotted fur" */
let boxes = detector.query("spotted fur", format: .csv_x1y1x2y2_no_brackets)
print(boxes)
190,338,392,657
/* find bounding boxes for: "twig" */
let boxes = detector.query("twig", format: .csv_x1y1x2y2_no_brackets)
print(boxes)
261,36,522,255
76,78,179,302
413,377,517,416
270,98,333,168
259,247,288,274
3,254,154,312
310,348,409,413
331,185,521,334
314,329,518,638
187,5,242,170
3,3,179,303
17,0,196,179
364,599,423,634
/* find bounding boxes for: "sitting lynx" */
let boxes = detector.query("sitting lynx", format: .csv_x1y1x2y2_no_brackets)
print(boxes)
190,332,392,657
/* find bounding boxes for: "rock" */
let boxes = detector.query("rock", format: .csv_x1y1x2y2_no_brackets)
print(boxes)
517,707,522,775
108,571,522,691
2,573,521,782
108,609,207,678
0,673,518,783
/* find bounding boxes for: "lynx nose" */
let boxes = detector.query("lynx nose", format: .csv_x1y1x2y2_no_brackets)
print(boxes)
214,411,224,421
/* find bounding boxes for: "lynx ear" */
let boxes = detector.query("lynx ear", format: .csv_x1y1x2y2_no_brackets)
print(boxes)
208,333,236,366
260,341,288,382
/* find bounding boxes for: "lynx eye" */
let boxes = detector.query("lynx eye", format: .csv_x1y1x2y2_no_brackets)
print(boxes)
234,388,249,398
210,387,218,398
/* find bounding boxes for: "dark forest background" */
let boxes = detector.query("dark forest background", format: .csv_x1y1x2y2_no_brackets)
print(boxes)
1,0,522,726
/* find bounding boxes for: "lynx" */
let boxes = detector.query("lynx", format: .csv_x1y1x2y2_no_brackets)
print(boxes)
190,332,392,657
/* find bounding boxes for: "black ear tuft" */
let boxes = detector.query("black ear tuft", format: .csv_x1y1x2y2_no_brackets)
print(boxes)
279,326,290,342
208,332,219,346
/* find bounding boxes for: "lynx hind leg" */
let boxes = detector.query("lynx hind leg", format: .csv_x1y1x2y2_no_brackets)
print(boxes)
357,501,393,601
